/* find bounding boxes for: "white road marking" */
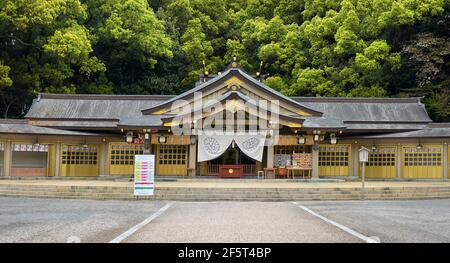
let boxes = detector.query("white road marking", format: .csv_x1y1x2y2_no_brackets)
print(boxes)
110,202,173,243
292,202,380,243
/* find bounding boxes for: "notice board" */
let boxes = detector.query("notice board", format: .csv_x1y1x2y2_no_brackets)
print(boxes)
134,155,155,196
292,153,312,169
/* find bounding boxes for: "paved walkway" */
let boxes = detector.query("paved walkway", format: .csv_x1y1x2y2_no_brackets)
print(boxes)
123,201,361,243
2,197,449,242
0,179,449,189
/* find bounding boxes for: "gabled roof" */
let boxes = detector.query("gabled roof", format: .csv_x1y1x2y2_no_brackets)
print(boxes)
23,79,432,132
292,97,431,123
355,127,450,139
302,117,345,129
141,67,323,116
25,93,173,120
159,90,306,126
0,119,104,136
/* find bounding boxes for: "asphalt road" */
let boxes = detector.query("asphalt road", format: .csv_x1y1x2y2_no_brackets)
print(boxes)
0,197,449,243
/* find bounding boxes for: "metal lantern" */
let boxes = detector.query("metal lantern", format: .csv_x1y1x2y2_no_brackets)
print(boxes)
144,133,150,150
359,146,370,200
416,144,423,151
158,135,167,144
297,135,306,144
126,131,133,143
330,133,337,145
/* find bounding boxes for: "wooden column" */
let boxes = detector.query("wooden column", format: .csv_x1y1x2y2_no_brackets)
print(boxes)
189,139,197,176
352,142,359,177
266,145,274,168
4,140,11,177
54,142,61,177
396,144,402,179
443,143,448,180
312,143,319,179
99,142,108,176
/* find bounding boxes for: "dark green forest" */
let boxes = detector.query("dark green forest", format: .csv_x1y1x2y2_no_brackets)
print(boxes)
0,0,449,121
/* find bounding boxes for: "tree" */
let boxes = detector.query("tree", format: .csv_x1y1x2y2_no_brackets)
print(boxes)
401,32,450,121
0,0,103,118
0,0,448,121
85,0,172,94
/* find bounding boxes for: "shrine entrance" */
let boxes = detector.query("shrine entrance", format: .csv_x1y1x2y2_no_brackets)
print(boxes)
202,145,262,177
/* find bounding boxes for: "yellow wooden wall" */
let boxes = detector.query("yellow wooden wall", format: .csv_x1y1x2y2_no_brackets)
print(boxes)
401,144,443,179
47,144,56,177
256,161,262,173
359,145,396,178
109,143,144,175
199,161,207,176
319,144,351,176
60,144,99,177
156,144,188,176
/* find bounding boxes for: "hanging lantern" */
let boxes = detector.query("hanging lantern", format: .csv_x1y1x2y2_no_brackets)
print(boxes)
126,131,133,143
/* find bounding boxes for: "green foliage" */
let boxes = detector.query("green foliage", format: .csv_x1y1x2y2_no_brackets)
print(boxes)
0,0,448,121
400,30,450,121
0,62,12,88
263,76,289,94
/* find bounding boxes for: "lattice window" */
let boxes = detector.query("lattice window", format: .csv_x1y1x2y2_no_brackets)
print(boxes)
403,146,442,166
62,145,97,165
319,145,350,166
12,143,48,152
158,145,187,165
110,144,144,165
275,145,312,155
367,147,396,167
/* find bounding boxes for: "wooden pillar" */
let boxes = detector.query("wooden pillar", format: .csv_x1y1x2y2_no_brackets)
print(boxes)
54,142,61,177
189,139,197,176
99,141,108,176
312,143,319,179
352,142,359,177
396,144,402,179
4,140,11,177
443,143,448,180
266,145,274,168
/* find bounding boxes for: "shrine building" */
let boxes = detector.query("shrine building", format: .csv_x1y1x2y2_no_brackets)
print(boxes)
0,61,449,180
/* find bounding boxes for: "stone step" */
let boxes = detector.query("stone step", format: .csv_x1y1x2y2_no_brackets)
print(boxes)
1,185,449,192
1,183,449,202
0,186,449,194
1,189,449,201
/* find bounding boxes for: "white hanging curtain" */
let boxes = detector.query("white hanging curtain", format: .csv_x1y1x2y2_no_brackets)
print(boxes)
197,132,267,162
234,132,266,162
197,134,234,162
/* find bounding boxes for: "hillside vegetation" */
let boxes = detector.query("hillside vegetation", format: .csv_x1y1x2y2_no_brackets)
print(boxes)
0,0,449,121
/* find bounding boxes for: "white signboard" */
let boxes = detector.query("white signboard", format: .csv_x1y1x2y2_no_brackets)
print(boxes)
134,155,155,196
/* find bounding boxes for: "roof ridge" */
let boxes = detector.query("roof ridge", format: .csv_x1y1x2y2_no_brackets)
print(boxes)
38,93,175,101
291,96,422,103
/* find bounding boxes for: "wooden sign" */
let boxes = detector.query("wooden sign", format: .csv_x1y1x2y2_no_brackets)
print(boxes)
292,153,312,169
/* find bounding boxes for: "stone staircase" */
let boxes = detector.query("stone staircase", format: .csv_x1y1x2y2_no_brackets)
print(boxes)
0,183,450,201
